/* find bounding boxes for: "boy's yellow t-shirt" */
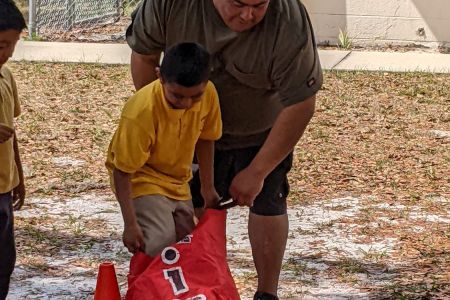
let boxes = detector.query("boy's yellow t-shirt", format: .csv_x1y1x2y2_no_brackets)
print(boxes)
0,66,21,193
106,80,222,200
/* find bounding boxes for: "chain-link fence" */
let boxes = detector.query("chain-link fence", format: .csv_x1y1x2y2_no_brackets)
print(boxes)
26,0,141,41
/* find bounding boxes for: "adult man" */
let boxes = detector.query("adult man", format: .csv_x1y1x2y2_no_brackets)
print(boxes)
126,1,323,299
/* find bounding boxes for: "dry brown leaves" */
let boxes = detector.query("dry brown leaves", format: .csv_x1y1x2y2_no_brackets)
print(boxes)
9,62,450,298
11,62,133,197
293,71,449,298
293,71,449,205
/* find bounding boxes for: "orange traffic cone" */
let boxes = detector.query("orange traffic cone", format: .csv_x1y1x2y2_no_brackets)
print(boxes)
94,262,121,300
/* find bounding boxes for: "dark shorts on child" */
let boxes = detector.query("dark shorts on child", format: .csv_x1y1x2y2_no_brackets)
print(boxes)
191,146,293,216
0,191,16,300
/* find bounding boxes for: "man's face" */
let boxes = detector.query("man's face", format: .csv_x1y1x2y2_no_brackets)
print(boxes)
0,30,20,68
213,0,270,32
162,81,207,110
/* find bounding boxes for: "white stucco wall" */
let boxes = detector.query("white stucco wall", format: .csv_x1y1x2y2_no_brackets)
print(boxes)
302,0,450,49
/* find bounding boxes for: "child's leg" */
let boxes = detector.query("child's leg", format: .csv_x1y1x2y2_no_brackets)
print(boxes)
133,195,178,257
0,192,16,300
173,200,196,241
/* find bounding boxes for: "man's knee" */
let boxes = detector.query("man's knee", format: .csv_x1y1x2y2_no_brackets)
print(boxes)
250,172,289,216
250,200,287,216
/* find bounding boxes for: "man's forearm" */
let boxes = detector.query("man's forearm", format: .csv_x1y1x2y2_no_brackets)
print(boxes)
249,95,316,179
130,51,161,91
195,139,215,187
113,168,138,226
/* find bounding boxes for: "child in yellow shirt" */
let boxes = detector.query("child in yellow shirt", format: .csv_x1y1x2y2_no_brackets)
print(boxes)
0,0,26,298
106,42,222,256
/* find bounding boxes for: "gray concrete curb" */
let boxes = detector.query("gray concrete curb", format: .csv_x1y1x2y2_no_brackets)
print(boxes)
12,41,131,65
332,50,450,73
12,41,450,74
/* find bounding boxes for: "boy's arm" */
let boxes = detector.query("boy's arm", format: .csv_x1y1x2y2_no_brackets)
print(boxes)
0,124,14,143
13,132,25,210
113,167,145,253
195,139,220,208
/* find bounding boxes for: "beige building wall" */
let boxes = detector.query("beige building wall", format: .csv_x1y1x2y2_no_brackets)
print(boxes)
302,0,450,49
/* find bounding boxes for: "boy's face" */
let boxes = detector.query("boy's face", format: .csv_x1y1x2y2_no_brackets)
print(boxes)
161,81,207,110
0,30,21,68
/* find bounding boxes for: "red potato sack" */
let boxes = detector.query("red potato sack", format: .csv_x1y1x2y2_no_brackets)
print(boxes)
126,209,240,300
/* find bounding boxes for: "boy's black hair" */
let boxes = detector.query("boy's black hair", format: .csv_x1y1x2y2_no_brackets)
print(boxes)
0,0,27,32
160,42,210,87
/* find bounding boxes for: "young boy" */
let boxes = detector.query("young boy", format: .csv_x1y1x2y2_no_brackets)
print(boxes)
106,42,222,257
0,0,27,299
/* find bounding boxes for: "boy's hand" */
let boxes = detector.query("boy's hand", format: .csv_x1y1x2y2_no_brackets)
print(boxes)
0,124,14,143
13,180,26,210
123,223,145,254
201,186,221,208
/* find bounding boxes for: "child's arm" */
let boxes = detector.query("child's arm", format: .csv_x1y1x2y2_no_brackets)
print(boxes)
13,132,26,210
113,167,145,254
0,123,14,143
195,139,220,208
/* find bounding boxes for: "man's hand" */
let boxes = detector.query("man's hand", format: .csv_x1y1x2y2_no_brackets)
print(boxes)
13,180,25,210
123,223,145,254
229,167,264,208
0,124,14,143
201,186,221,208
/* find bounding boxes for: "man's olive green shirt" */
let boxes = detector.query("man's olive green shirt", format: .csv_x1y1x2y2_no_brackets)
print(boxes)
127,0,323,149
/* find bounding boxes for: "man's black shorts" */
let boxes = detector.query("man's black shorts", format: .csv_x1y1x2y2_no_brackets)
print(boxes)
190,146,293,216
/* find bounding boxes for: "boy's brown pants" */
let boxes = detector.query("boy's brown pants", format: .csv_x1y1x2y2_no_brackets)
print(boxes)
133,195,196,257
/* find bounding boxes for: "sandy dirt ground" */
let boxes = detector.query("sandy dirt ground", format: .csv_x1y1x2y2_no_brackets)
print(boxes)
8,192,449,299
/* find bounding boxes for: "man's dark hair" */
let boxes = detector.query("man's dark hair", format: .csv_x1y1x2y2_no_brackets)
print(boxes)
160,42,210,87
0,0,27,32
